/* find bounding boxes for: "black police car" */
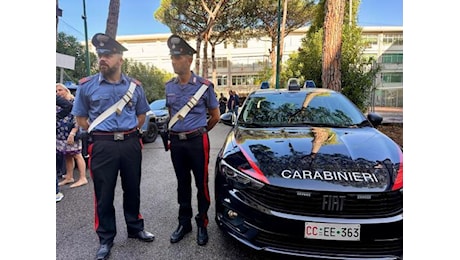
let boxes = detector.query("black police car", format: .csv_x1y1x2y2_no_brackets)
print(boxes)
214,87,403,259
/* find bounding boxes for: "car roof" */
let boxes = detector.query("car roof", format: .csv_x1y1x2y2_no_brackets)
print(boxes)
249,87,333,96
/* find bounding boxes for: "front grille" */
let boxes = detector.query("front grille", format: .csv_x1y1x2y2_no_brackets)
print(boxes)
256,231,403,257
241,185,402,218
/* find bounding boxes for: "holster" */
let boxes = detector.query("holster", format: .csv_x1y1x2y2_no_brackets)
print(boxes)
159,130,170,151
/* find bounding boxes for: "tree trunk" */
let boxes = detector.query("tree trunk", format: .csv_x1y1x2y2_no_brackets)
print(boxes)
105,0,120,38
279,0,288,67
56,0,59,38
270,41,276,86
202,35,209,78
195,36,202,75
322,0,345,91
199,0,227,77
271,0,288,88
211,44,217,85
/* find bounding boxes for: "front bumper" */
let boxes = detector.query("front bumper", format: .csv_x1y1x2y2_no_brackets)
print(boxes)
215,188,403,260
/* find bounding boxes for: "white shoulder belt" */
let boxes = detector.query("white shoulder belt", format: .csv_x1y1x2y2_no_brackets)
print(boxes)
88,82,137,133
168,83,208,130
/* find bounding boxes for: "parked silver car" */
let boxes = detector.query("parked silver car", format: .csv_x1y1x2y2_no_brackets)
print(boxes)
140,99,169,143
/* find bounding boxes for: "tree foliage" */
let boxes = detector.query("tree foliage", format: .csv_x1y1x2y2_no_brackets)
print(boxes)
155,0,315,83
251,0,315,86
207,0,259,82
284,0,379,111
122,59,174,102
155,0,209,73
56,32,98,83
56,33,173,102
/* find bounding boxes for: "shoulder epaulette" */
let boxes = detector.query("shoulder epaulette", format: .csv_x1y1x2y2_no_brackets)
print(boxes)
78,76,92,85
197,77,211,86
131,78,142,86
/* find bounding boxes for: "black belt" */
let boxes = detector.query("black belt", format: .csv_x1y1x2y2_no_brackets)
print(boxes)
91,128,139,141
170,127,206,140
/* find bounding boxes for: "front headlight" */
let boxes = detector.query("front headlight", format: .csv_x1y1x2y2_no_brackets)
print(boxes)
220,160,264,190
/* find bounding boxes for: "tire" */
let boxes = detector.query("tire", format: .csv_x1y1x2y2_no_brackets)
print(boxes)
142,122,158,143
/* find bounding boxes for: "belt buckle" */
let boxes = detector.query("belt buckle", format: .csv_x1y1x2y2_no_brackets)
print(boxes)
114,132,124,141
178,133,187,140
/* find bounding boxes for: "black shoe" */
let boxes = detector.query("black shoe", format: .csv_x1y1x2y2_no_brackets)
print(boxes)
197,227,208,246
128,230,155,242
96,242,113,260
170,224,192,243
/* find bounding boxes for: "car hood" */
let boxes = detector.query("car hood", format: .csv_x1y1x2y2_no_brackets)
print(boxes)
223,127,402,192
153,110,168,117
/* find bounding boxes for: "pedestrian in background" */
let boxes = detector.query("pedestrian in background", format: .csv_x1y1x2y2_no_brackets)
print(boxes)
227,90,239,124
165,34,220,246
227,90,234,114
71,33,155,260
56,83,88,188
56,94,73,202
233,90,240,119
218,92,227,115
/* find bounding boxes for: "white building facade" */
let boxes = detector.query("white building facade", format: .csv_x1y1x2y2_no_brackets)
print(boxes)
112,26,402,108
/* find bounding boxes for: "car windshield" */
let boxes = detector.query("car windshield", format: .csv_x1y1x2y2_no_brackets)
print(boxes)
239,90,367,128
149,99,166,110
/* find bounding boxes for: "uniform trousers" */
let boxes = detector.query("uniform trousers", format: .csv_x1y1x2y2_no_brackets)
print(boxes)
88,136,144,244
170,132,210,228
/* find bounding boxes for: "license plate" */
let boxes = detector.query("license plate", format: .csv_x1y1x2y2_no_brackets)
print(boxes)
304,222,360,241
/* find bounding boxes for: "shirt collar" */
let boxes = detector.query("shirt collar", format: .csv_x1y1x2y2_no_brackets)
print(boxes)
173,71,199,86
97,73,128,85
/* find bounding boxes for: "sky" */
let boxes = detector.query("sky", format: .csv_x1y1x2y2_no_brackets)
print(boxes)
57,0,403,41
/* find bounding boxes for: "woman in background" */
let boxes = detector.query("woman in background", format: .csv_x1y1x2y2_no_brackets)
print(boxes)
56,83,88,188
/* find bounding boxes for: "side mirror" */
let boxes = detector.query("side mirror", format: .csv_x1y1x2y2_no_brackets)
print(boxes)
220,112,234,126
367,112,383,127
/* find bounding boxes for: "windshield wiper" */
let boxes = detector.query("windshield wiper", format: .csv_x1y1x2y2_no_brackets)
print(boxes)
347,120,372,128
287,107,305,122
288,92,323,123
289,122,342,128
240,122,266,128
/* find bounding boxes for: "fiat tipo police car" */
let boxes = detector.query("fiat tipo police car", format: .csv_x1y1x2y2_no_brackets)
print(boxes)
214,86,403,259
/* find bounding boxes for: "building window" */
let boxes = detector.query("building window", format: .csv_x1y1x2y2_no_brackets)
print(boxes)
217,75,228,87
205,57,228,69
233,39,248,48
363,34,378,48
216,57,228,68
382,54,403,64
231,75,262,86
383,33,403,45
382,72,403,83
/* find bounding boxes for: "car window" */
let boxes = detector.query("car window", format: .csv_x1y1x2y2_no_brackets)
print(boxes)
240,91,366,127
149,99,166,110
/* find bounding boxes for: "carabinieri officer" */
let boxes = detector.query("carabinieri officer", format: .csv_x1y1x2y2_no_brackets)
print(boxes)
165,34,220,246
71,33,155,260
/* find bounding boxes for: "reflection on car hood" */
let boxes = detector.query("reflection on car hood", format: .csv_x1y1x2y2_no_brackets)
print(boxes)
225,127,402,192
